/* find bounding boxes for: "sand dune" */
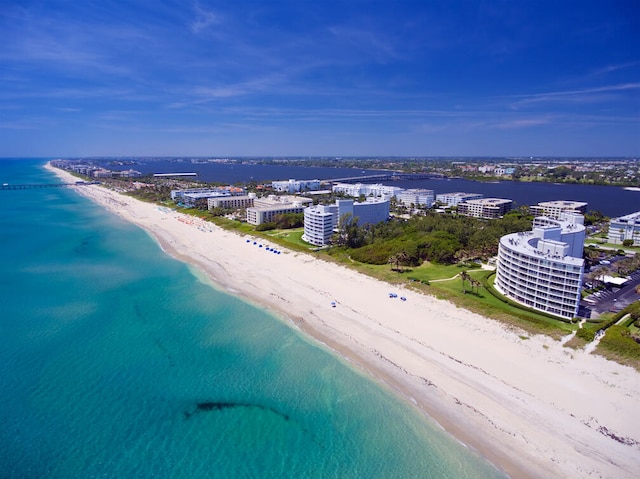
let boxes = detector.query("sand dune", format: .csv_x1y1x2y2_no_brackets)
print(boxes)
47,163,640,479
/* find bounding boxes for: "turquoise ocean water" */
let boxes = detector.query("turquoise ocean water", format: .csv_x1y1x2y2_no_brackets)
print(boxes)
0,159,505,478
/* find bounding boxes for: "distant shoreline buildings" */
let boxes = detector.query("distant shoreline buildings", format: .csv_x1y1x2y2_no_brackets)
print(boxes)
51,160,142,179
272,179,321,193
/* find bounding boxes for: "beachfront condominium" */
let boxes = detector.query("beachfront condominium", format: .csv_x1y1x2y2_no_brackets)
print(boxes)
458,198,513,219
607,211,640,245
302,204,338,246
246,195,313,226
435,192,483,207
208,194,256,210
396,189,435,208
171,188,229,208
495,213,586,319
302,198,390,246
272,179,321,193
530,200,588,220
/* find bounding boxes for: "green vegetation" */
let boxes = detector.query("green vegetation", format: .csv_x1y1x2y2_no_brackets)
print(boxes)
596,326,640,369
565,303,640,370
329,208,532,267
255,212,304,231
261,228,312,251
584,239,640,252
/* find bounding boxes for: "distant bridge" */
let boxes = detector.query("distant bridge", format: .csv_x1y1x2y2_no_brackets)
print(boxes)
323,173,445,183
153,172,198,177
0,182,99,191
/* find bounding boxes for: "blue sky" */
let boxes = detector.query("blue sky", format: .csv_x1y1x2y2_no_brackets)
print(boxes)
1,0,638,157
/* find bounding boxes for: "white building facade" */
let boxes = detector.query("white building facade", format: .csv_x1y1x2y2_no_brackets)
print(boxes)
271,179,321,193
530,200,588,220
607,211,640,245
208,194,255,210
302,204,339,246
302,198,390,246
246,195,313,226
171,188,232,207
435,192,483,207
494,213,586,319
458,198,513,219
396,189,435,208
332,183,402,198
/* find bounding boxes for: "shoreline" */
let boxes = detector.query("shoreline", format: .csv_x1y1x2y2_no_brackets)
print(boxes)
46,163,640,479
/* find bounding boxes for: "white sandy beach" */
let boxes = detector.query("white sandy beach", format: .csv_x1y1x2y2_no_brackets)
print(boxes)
47,164,640,479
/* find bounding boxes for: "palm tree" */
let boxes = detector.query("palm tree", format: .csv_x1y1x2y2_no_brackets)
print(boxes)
594,266,611,287
470,278,482,295
396,250,409,272
389,251,410,272
460,270,470,293
584,269,600,288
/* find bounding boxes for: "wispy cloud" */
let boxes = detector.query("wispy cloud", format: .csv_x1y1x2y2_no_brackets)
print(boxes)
510,83,640,108
589,62,639,77
190,3,218,34
491,117,552,129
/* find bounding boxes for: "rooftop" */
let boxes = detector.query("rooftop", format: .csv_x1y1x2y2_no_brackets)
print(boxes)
464,197,512,206
536,200,588,208
612,211,640,222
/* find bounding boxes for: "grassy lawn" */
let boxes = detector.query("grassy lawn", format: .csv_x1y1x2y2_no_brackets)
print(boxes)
262,228,311,249
427,270,574,338
585,238,639,252
344,261,469,284
595,325,640,370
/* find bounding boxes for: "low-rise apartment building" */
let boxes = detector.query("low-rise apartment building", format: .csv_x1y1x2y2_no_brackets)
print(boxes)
171,187,245,208
272,179,321,193
246,195,313,226
396,189,435,208
208,194,255,210
171,188,229,207
332,183,402,198
458,198,513,219
435,192,483,207
530,200,587,220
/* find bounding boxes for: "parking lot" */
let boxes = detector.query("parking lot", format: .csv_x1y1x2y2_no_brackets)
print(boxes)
582,270,640,318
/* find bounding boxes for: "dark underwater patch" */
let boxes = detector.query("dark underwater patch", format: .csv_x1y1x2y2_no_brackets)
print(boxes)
184,401,291,422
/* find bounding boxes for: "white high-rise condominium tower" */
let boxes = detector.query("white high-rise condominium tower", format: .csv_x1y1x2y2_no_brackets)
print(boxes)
495,213,586,319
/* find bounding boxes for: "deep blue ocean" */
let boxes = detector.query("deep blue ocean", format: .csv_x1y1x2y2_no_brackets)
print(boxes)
0,158,505,478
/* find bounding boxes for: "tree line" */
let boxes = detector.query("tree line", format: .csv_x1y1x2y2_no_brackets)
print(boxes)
331,209,533,266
